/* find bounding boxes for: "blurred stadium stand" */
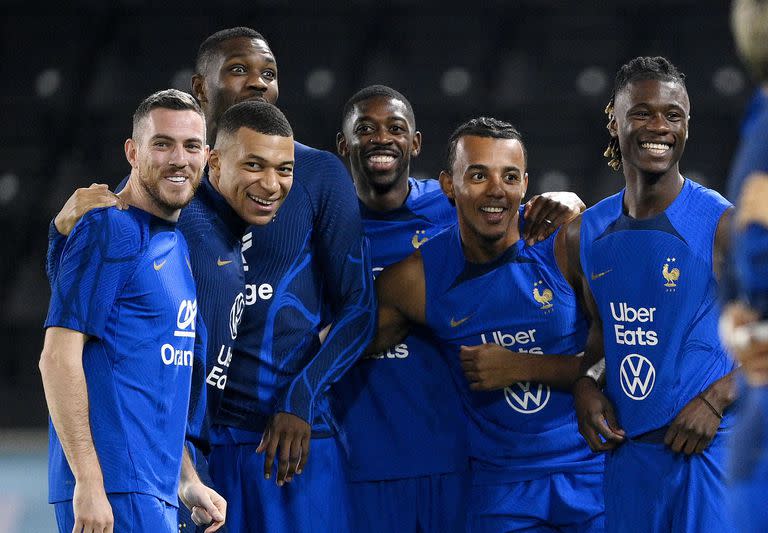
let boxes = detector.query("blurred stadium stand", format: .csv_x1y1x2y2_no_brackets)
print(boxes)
0,3,752,528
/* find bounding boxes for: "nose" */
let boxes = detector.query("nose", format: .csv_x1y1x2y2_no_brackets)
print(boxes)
247,72,269,93
370,125,393,146
168,143,189,168
646,112,671,133
485,173,505,198
260,169,281,195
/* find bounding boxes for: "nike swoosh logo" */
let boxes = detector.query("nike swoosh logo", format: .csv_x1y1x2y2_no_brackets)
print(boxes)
591,269,612,280
217,258,233,267
153,259,167,271
450,315,472,328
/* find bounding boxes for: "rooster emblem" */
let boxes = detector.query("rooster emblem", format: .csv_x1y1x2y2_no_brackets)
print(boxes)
533,280,553,310
662,257,680,288
411,229,428,249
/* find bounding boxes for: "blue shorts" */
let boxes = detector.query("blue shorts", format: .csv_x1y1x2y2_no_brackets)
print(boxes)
54,492,176,533
208,435,351,532
467,471,604,533
349,471,469,533
605,434,734,533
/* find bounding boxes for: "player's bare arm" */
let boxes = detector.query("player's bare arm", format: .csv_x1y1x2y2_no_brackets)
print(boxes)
366,250,427,356
178,448,226,532
39,327,114,533
54,183,127,236
561,216,626,452
459,343,582,391
522,191,586,246
664,207,739,455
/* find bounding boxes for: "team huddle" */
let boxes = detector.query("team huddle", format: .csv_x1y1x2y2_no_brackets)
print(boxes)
39,18,768,533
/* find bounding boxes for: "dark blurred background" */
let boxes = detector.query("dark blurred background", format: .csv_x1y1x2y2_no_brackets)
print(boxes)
0,2,752,432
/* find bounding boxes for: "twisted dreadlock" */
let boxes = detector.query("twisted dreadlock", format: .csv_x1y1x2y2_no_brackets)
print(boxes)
603,56,687,171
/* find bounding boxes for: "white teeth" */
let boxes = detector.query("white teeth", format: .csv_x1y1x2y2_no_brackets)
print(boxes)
166,176,186,183
641,142,671,153
247,194,274,206
368,155,395,163
480,206,504,213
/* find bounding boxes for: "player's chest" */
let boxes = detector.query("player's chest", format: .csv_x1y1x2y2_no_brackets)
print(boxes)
430,265,576,350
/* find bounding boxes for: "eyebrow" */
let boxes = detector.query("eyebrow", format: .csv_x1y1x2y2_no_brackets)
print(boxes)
226,53,277,65
244,154,295,166
150,134,204,144
465,164,521,173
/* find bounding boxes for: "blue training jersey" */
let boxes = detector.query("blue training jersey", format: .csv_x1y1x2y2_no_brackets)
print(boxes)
420,224,602,484
48,177,249,456
44,206,198,505
334,177,468,481
214,141,376,442
579,178,735,437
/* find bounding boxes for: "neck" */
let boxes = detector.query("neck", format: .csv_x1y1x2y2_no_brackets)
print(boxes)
355,175,410,212
119,172,180,222
622,166,684,219
459,213,521,264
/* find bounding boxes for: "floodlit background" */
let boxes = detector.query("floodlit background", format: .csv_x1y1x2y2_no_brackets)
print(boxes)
0,2,753,531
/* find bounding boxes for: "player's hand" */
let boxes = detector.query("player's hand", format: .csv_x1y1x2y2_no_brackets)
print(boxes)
256,412,311,486
720,302,768,386
522,191,585,246
664,395,722,455
55,183,127,236
736,173,768,229
179,481,226,532
460,344,527,391
71,479,114,533
573,376,625,452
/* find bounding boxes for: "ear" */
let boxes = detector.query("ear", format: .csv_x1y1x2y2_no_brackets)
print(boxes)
208,149,221,190
336,132,348,158
521,172,529,199
191,73,207,104
125,138,138,169
439,170,455,201
607,116,618,139
411,131,422,157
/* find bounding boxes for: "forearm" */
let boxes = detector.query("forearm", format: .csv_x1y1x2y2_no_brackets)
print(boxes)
279,284,376,422
179,445,200,489
523,353,584,390
39,351,102,483
700,369,739,415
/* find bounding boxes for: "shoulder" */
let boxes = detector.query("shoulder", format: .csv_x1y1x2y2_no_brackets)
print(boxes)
71,207,145,255
686,178,731,205
294,141,350,181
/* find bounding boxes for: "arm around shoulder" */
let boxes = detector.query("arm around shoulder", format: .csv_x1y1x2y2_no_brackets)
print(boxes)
368,251,427,355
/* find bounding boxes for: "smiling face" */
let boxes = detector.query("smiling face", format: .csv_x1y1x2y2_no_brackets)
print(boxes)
611,78,690,179
439,135,528,256
208,127,294,225
125,108,207,218
192,37,279,140
338,95,421,195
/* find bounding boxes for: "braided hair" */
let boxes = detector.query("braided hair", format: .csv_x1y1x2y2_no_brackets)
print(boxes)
603,56,687,171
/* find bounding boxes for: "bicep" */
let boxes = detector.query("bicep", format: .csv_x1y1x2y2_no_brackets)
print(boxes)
371,254,426,352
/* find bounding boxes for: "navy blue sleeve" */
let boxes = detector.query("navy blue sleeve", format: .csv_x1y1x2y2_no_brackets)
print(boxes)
46,219,67,286
186,310,210,454
45,209,143,337
276,151,377,423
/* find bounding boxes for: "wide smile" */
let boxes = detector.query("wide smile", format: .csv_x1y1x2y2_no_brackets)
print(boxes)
639,141,673,156
164,175,190,185
479,205,508,223
247,192,280,212
364,150,399,172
